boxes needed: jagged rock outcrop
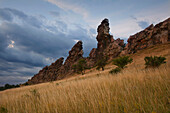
[27,17,170,85]
[86,18,124,67]
[28,41,83,84]
[28,57,64,84]
[57,41,83,79]
[121,18,170,55]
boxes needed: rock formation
[28,41,83,84]
[86,18,124,67]
[57,41,83,79]
[27,17,170,85]
[121,18,170,55]
[28,57,64,84]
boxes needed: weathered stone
[28,57,64,84]
[89,48,97,58]
[27,17,170,85]
[28,41,83,84]
[57,41,83,79]
[115,38,125,47]
[121,17,170,55]
[86,18,124,67]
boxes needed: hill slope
[0,43,170,113]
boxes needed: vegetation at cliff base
[144,56,166,68]
[109,56,133,74]
[109,67,121,74]
[112,56,133,69]
[96,56,108,71]
[72,59,87,75]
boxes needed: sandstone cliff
[86,18,124,67]
[27,17,170,84]
[28,57,64,84]
[121,18,170,55]
[28,41,83,84]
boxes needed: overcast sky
[0,0,169,86]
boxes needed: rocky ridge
[121,18,170,55]
[28,41,83,84]
[28,17,170,84]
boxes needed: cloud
[111,19,142,38]
[67,24,96,56]
[137,21,149,29]
[0,8,42,28]
[49,11,60,17]
[0,8,13,21]
[46,0,89,18]
[0,8,96,85]
[0,76,31,86]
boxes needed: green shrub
[96,56,108,71]
[144,56,166,68]
[112,56,133,69]
[72,64,77,73]
[72,59,87,75]
[0,106,8,113]
[109,67,121,74]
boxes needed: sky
[0,0,169,86]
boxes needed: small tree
[78,59,87,75]
[109,67,121,74]
[144,56,166,68]
[112,56,133,69]
[72,64,77,73]
[96,57,108,71]
[72,59,87,75]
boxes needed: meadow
[0,43,170,113]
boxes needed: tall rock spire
[86,18,124,67]
[96,18,112,50]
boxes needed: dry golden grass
[0,43,170,113]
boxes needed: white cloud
[111,19,141,38]
[74,39,79,43]
[45,57,55,64]
[46,0,89,18]
[110,2,170,39]
[8,40,15,48]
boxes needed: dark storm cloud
[137,21,150,29]
[0,58,40,86]
[68,25,96,56]
[0,75,31,86]
[0,8,97,85]
[0,22,73,57]
[0,8,13,21]
[0,8,42,28]
[0,59,40,77]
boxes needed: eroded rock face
[28,57,64,84]
[57,41,83,79]
[28,41,83,84]
[97,18,112,50]
[27,18,170,85]
[86,18,124,67]
[121,18,170,55]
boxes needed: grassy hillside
[0,43,170,113]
